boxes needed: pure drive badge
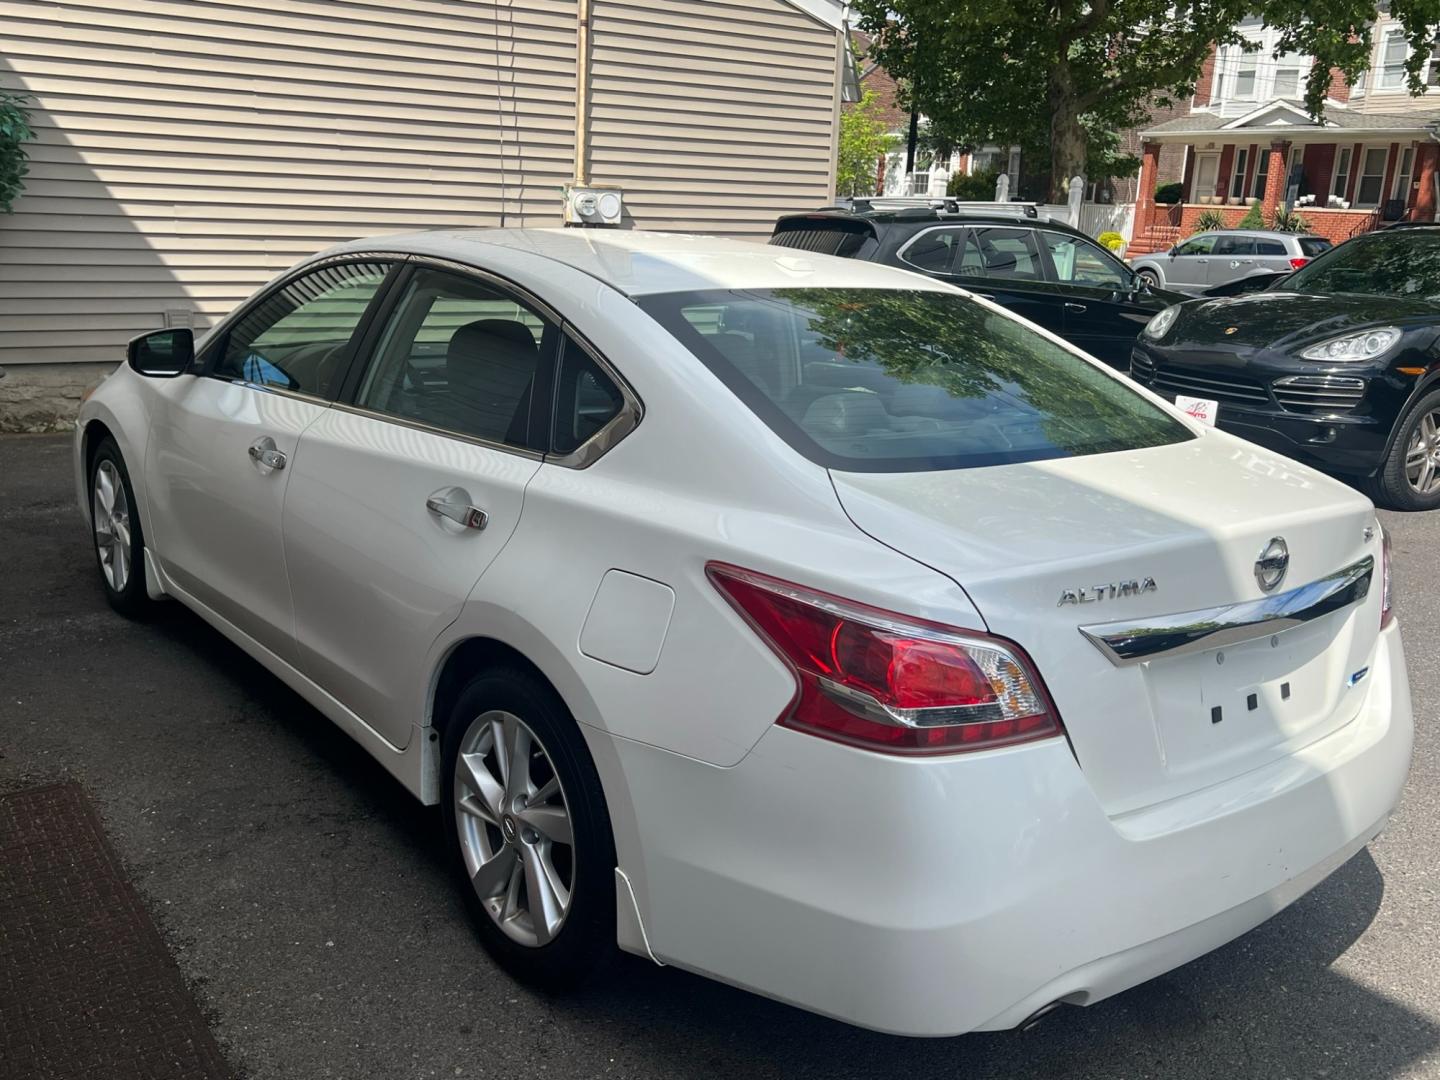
[1058,578,1158,606]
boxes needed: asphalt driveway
[2,431,1438,1080]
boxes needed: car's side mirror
[127,328,193,378]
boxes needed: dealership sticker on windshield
[1174,394,1219,427]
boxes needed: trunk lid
[832,430,1382,816]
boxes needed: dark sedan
[1131,227,1440,510]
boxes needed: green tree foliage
[0,88,32,214]
[1237,201,1265,229]
[836,89,896,198]
[1154,181,1183,204]
[852,1,1440,202]
[947,167,999,200]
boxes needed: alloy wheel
[1404,408,1440,496]
[453,709,574,947]
[92,459,132,592]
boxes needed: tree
[835,89,896,197]
[0,88,32,214]
[852,1,1440,203]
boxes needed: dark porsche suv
[771,209,1182,370]
[1131,226,1440,510]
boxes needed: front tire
[89,437,152,617]
[1135,267,1161,288]
[1368,387,1440,511]
[441,667,617,989]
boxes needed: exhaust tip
[1018,1000,1067,1032]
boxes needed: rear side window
[898,227,966,273]
[1298,237,1332,257]
[552,335,625,454]
[355,267,556,449]
[956,228,1043,281]
[1213,236,1255,256]
[639,288,1189,472]
[1255,240,1286,255]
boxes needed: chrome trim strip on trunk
[1079,555,1374,666]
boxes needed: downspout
[573,0,591,186]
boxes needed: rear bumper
[611,622,1412,1036]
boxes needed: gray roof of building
[1143,100,1440,137]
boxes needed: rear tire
[1366,387,1440,511]
[89,437,152,618]
[440,667,617,990]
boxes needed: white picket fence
[1037,201,1136,239]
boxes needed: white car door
[144,259,394,662]
[281,263,560,748]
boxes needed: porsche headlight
[1299,327,1401,362]
[1142,304,1181,340]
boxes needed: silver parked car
[1130,230,1331,294]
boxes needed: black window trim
[197,253,408,407]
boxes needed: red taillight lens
[707,563,1062,755]
[1289,257,1309,270]
[1380,526,1394,629]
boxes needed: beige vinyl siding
[0,0,578,366]
[0,0,842,372]
[587,0,839,237]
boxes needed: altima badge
[1058,578,1157,606]
[1224,326,1239,335]
[1255,537,1290,592]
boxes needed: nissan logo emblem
[1255,537,1290,592]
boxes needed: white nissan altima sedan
[75,228,1412,1036]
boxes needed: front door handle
[1064,302,1088,313]
[248,437,287,471]
[426,487,488,531]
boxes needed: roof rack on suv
[829,196,1040,219]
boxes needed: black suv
[1132,226,1440,510]
[770,208,1181,370]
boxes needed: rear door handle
[1064,302,1087,313]
[426,487,488,530]
[247,436,287,471]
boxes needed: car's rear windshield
[639,288,1191,473]
[1298,237,1332,257]
[1282,231,1440,298]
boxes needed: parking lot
[2,429,1439,1080]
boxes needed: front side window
[638,288,1189,472]
[217,262,390,397]
[1282,231,1440,298]
[955,228,1044,281]
[1175,235,1217,256]
[355,267,555,449]
[1039,231,1129,287]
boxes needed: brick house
[1129,16,1440,254]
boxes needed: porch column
[1261,138,1291,217]
[1417,143,1439,221]
[1135,139,1161,233]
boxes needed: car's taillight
[1380,526,1395,629]
[707,563,1063,755]
[1289,257,1309,270]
